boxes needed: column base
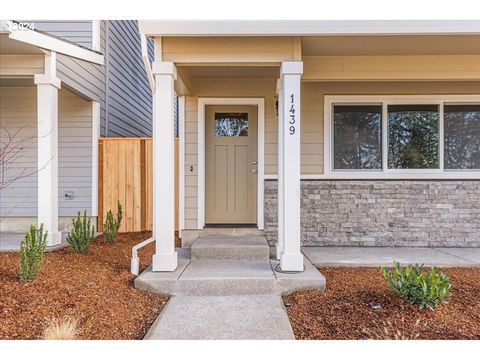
[275,244,283,260]
[46,231,62,247]
[280,252,304,272]
[152,252,178,272]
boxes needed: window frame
[324,95,480,179]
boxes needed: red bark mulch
[0,231,168,340]
[284,267,480,340]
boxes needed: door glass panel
[215,112,248,136]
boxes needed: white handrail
[130,237,155,275]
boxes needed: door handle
[253,161,257,165]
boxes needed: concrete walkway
[144,295,294,340]
[302,247,480,267]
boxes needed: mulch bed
[284,267,480,340]
[0,231,169,340]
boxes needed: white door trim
[197,97,265,230]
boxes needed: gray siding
[25,21,93,48]
[0,87,92,217]
[105,20,153,137]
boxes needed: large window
[387,105,439,169]
[333,105,382,170]
[326,96,480,178]
[444,104,480,170]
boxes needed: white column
[276,79,284,260]
[279,61,304,271]
[151,61,178,271]
[34,52,62,247]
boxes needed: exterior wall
[0,87,92,219]
[26,21,93,48]
[264,180,480,247]
[105,20,153,137]
[181,79,480,230]
[183,78,277,229]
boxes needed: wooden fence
[98,138,179,232]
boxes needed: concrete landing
[302,246,480,267]
[135,255,326,296]
[192,236,269,260]
[144,295,295,340]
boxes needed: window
[444,104,480,170]
[325,96,480,178]
[333,105,382,170]
[387,105,439,169]
[215,113,248,136]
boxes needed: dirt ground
[0,231,168,340]
[284,267,480,340]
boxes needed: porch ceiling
[301,35,480,56]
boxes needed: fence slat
[97,138,179,233]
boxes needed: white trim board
[178,96,186,237]
[323,94,480,180]
[197,97,265,230]
[91,101,100,216]
[3,20,104,65]
[139,20,480,37]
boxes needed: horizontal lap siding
[184,97,198,229]
[24,21,93,48]
[105,21,153,137]
[0,87,92,217]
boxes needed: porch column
[34,52,62,247]
[279,61,304,271]
[151,61,178,271]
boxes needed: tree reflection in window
[333,105,382,170]
[388,105,439,169]
[444,104,480,170]
[215,113,248,136]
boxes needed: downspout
[131,33,156,275]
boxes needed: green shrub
[381,261,451,310]
[103,201,123,244]
[66,210,95,253]
[19,224,48,281]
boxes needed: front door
[205,105,258,224]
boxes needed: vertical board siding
[0,87,92,217]
[98,138,178,232]
[105,21,153,137]
[23,20,93,48]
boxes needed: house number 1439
[289,94,296,135]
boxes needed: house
[137,21,480,272]
[0,20,154,247]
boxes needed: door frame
[197,97,265,230]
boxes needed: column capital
[152,61,177,80]
[34,74,61,89]
[280,61,303,76]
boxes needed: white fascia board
[5,21,104,65]
[139,20,480,37]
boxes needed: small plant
[381,261,451,310]
[42,316,78,340]
[18,224,48,281]
[103,201,123,244]
[362,318,424,340]
[66,210,95,253]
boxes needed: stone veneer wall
[264,180,480,247]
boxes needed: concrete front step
[135,255,326,296]
[192,236,269,261]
